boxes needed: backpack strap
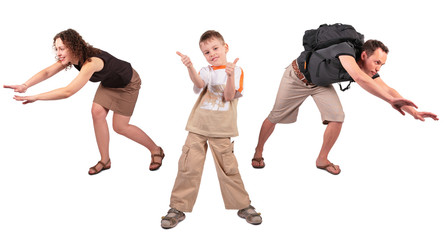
[338,81,352,91]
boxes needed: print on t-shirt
[200,84,229,111]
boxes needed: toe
[327,165,340,174]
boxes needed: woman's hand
[13,95,37,104]
[4,84,28,93]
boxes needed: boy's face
[199,37,228,66]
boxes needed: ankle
[100,158,110,163]
[316,158,330,165]
[150,146,162,154]
[254,148,263,158]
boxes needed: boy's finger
[176,51,184,57]
[233,58,239,65]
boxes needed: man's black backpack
[297,23,364,91]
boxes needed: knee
[91,104,107,122]
[112,121,128,135]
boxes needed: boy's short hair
[362,40,389,56]
[199,30,225,45]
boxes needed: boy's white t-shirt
[186,65,244,137]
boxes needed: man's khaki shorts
[267,64,345,125]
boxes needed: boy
[161,30,262,229]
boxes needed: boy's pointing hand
[176,51,193,68]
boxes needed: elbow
[353,75,370,87]
[224,95,234,102]
[351,73,365,85]
[196,82,205,89]
[62,88,75,99]
[223,91,236,102]
[41,69,52,79]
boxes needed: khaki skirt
[93,69,141,116]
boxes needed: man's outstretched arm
[373,77,439,121]
[339,55,418,115]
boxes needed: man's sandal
[161,208,185,229]
[150,147,165,171]
[238,205,262,225]
[252,157,265,169]
[317,163,341,175]
[88,159,111,175]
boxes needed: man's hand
[412,111,439,121]
[390,98,417,115]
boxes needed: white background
[1,0,445,239]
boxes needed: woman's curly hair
[53,29,101,68]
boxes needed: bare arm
[13,58,102,104]
[339,55,417,115]
[223,58,239,101]
[339,55,394,102]
[4,61,66,93]
[374,77,439,121]
[176,51,205,89]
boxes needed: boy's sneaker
[161,208,186,229]
[237,205,262,225]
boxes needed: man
[252,39,438,174]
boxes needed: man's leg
[252,118,276,168]
[252,63,311,168]
[311,82,344,175]
[316,121,342,174]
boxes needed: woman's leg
[112,112,162,167]
[89,103,111,174]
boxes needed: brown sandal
[252,157,265,169]
[317,162,341,175]
[150,147,165,171]
[88,159,111,175]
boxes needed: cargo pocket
[221,141,239,176]
[179,145,190,172]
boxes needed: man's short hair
[199,30,225,45]
[362,40,389,56]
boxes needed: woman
[4,29,165,174]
